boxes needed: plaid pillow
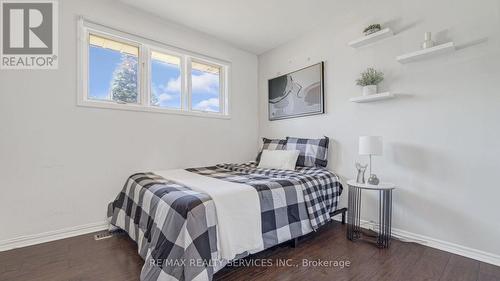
[285,137,329,167]
[256,138,287,163]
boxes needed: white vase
[362,85,377,96]
[422,32,435,49]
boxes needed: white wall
[0,0,258,243]
[258,0,500,259]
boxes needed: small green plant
[356,68,384,86]
[363,24,381,34]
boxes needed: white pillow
[257,150,300,170]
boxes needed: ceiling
[119,0,345,54]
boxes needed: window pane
[150,51,181,109]
[88,34,139,103]
[190,61,221,112]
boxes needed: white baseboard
[0,221,109,252]
[335,217,500,267]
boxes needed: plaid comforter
[108,162,343,281]
[108,173,218,281]
[187,162,343,246]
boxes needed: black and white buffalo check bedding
[108,162,343,281]
[108,173,218,281]
[255,137,287,163]
[286,136,329,167]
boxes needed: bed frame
[292,207,347,248]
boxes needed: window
[79,19,229,118]
[88,34,139,103]
[150,51,182,109]
[190,61,221,113]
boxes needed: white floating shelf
[348,28,394,48]
[397,42,455,63]
[350,92,395,103]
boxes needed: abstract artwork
[268,62,324,120]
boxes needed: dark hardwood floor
[1,222,498,281]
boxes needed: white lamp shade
[359,136,383,155]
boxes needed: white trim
[390,226,500,267]
[76,17,86,107]
[139,44,147,106]
[76,99,231,119]
[0,221,109,252]
[332,216,500,266]
[186,56,193,111]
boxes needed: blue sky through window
[191,68,220,112]
[151,60,181,108]
[89,42,221,112]
[89,45,138,102]
[89,46,122,100]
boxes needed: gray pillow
[285,137,329,167]
[256,138,287,163]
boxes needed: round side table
[346,179,396,248]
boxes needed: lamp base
[368,174,380,185]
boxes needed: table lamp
[359,136,383,185]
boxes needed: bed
[107,161,343,281]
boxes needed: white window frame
[77,18,230,119]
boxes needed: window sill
[76,99,231,119]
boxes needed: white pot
[362,85,377,96]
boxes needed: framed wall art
[268,62,324,120]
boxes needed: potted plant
[356,68,384,96]
[363,24,382,36]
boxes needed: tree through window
[88,34,139,103]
